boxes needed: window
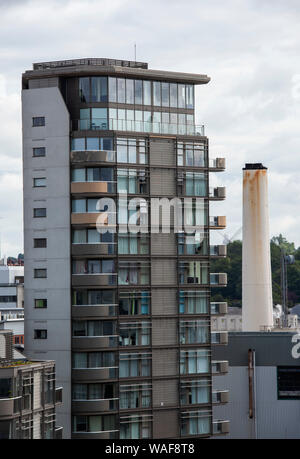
[179,261,209,285]
[72,229,114,252]
[180,380,211,405]
[118,234,149,255]
[118,262,150,286]
[32,117,45,127]
[34,329,47,339]
[134,80,143,105]
[33,208,46,218]
[116,138,148,165]
[161,82,169,107]
[119,353,151,378]
[153,81,161,106]
[79,108,108,130]
[120,415,152,439]
[119,291,150,316]
[184,172,207,197]
[177,141,206,168]
[34,269,47,278]
[71,137,114,152]
[72,290,116,315]
[277,367,300,399]
[117,169,147,194]
[72,383,116,405]
[178,233,208,256]
[79,77,90,102]
[34,238,47,248]
[179,291,209,314]
[117,78,126,103]
[72,320,116,337]
[126,79,134,104]
[33,178,46,187]
[181,410,211,436]
[180,349,210,375]
[72,415,116,434]
[143,81,151,105]
[179,320,210,344]
[120,384,151,410]
[33,147,45,157]
[119,322,151,346]
[34,299,47,309]
[0,296,17,303]
[0,378,12,398]
[72,259,115,274]
[72,351,117,369]
[91,77,108,102]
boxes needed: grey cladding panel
[153,410,179,438]
[150,168,176,195]
[28,78,59,89]
[151,233,176,256]
[152,349,178,377]
[150,138,175,166]
[153,379,179,407]
[152,318,178,346]
[152,288,177,315]
[151,260,177,285]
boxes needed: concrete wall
[22,86,71,437]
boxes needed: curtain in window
[88,321,102,336]
[129,236,138,254]
[89,353,102,368]
[197,353,209,373]
[186,173,194,196]
[142,390,150,407]
[194,173,206,196]
[130,421,139,439]
[140,267,149,285]
[89,384,102,400]
[118,268,128,285]
[188,353,196,374]
[73,384,87,400]
[73,230,86,244]
[129,171,137,193]
[118,235,128,254]
[195,296,208,314]
[197,386,210,404]
[141,292,149,314]
[72,199,86,213]
[87,229,99,243]
[197,416,210,434]
[72,168,85,182]
[119,360,128,378]
[73,353,87,368]
[89,416,102,433]
[118,174,128,193]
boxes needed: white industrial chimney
[242,163,273,332]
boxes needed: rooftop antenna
[134,43,137,62]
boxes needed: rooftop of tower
[22,57,210,86]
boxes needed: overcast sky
[1,0,300,256]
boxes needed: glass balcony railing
[72,118,205,136]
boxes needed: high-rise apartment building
[22,58,229,439]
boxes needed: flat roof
[23,57,210,86]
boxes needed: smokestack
[242,163,273,332]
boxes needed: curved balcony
[212,390,229,404]
[213,420,230,435]
[72,367,118,382]
[209,216,226,229]
[0,396,21,418]
[210,302,228,315]
[210,273,227,287]
[72,243,115,257]
[209,158,226,171]
[71,181,116,195]
[211,360,228,375]
[211,331,228,345]
[72,430,119,439]
[209,187,226,200]
[71,150,115,165]
[210,245,227,257]
[71,273,117,287]
[72,335,118,350]
[72,304,118,318]
[72,398,118,413]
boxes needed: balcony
[210,245,227,257]
[55,387,63,405]
[210,273,227,287]
[71,181,116,195]
[71,243,116,257]
[72,367,118,381]
[209,216,226,229]
[71,273,117,287]
[213,420,230,435]
[210,302,228,315]
[0,396,21,418]
[72,398,118,413]
[72,430,119,439]
[212,390,229,404]
[72,304,118,318]
[72,118,205,137]
[209,158,226,171]
[211,331,228,345]
[70,150,116,165]
[211,360,228,375]
[72,335,119,350]
[209,187,226,200]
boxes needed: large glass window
[72,320,116,337]
[153,81,161,106]
[118,234,149,255]
[179,320,210,344]
[120,384,151,409]
[116,138,147,164]
[117,78,126,103]
[72,351,116,369]
[118,262,150,286]
[109,77,117,102]
[119,353,151,378]
[120,415,152,439]
[79,77,90,102]
[0,378,12,398]
[91,77,107,102]
[186,85,194,109]
[126,79,134,104]
[135,80,143,105]
[179,291,209,314]
[143,81,151,105]
[72,289,115,306]
[72,259,115,274]
[178,233,208,256]
[178,84,186,108]
[161,82,169,107]
[185,172,207,196]
[181,410,211,436]
[170,83,178,108]
[119,322,151,346]
[277,367,300,399]
[180,349,210,374]
[177,141,206,167]
[180,380,211,405]
[72,383,116,402]
[119,291,150,316]
[72,415,116,433]
[179,261,209,285]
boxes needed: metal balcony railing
[72,118,205,136]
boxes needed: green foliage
[211,235,300,308]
